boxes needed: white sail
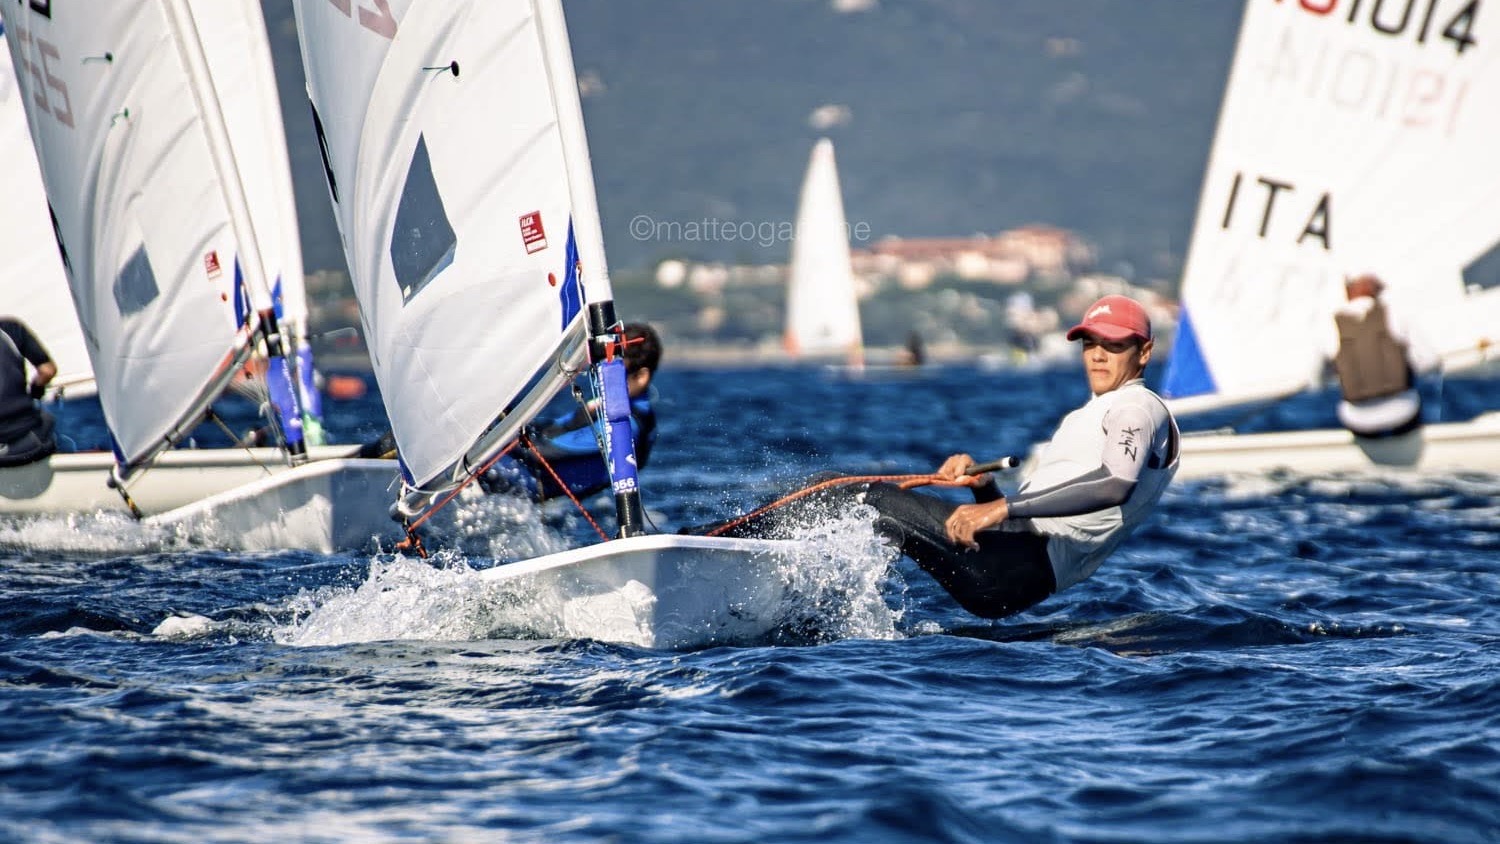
[2,1,298,474]
[0,18,91,397]
[210,0,311,337]
[251,0,327,446]
[1165,0,1500,407]
[785,138,863,365]
[186,0,304,336]
[293,0,610,494]
[193,0,324,444]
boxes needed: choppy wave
[2,365,1499,842]
[273,505,903,649]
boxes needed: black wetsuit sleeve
[1006,402,1156,519]
[19,330,51,368]
[3,322,52,368]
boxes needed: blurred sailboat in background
[0,1,396,551]
[784,138,865,370]
[1161,0,1500,478]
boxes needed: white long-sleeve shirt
[1007,379,1179,590]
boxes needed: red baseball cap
[1065,295,1151,343]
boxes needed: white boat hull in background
[0,444,367,515]
[476,534,796,649]
[149,457,401,553]
[0,446,402,552]
[1172,412,1500,480]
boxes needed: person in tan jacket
[1327,273,1436,438]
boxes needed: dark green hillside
[262,1,1242,280]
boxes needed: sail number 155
[323,0,398,40]
[9,26,74,128]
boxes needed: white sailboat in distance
[784,138,865,369]
[0,20,91,400]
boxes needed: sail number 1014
[1277,0,1482,55]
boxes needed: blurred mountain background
[263,0,1240,276]
[259,0,1245,356]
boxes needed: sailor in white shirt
[693,294,1179,620]
[861,294,1180,618]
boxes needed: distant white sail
[293,0,612,494]
[0,18,91,397]
[785,138,863,365]
[1165,0,1500,406]
[3,1,298,474]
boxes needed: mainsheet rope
[394,332,999,551]
[394,432,614,558]
[526,437,610,541]
[395,438,522,558]
[400,331,651,551]
[701,473,977,538]
[395,461,973,553]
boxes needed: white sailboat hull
[148,456,400,553]
[0,444,363,515]
[0,446,402,552]
[1172,412,1500,480]
[476,534,796,650]
[1162,0,1500,470]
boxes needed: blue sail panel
[596,358,639,495]
[1162,307,1217,399]
[271,275,326,444]
[266,355,305,448]
[559,221,583,331]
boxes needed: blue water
[3,364,1499,843]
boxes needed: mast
[159,0,308,462]
[535,0,645,537]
